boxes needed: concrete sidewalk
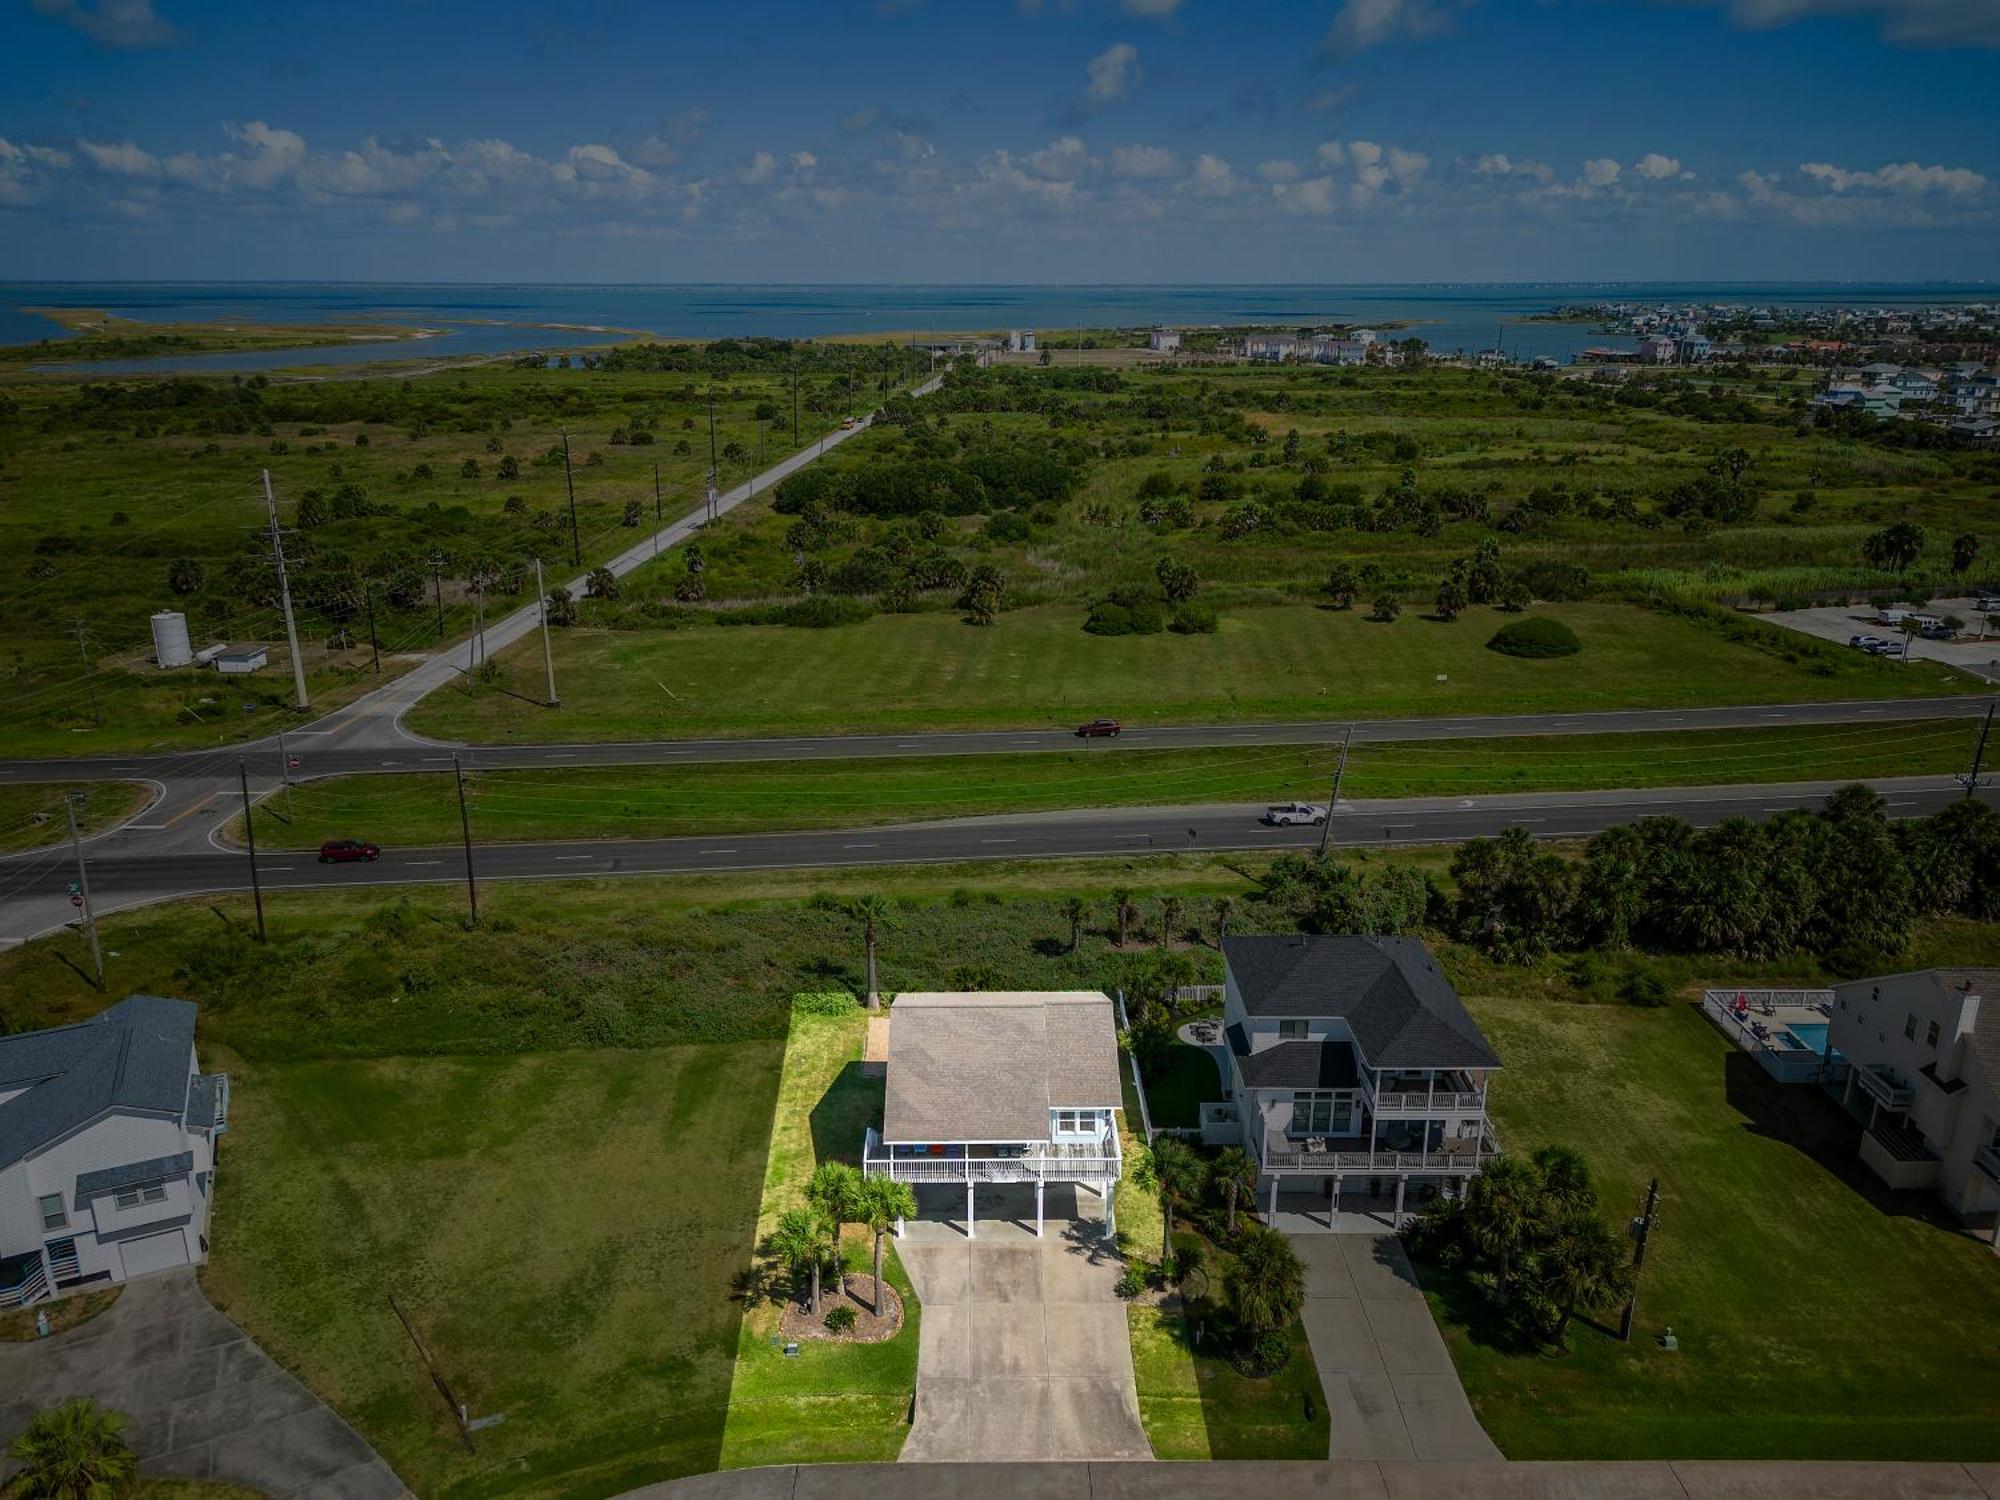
[0,1270,407,1500]
[1291,1231,1500,1462]
[632,1459,2000,1500]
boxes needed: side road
[0,1270,407,1500]
[631,1460,2000,1500]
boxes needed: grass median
[236,717,1978,850]
[0,780,154,852]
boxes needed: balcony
[862,1129,1120,1185]
[1856,1064,1914,1112]
[1261,1131,1498,1176]
[1374,1088,1485,1116]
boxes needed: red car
[1075,718,1123,738]
[318,839,381,864]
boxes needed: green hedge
[1488,617,1582,658]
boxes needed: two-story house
[862,991,1123,1239]
[1212,935,1501,1226]
[1829,968,2000,1245]
[1,995,228,1309]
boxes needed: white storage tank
[151,610,193,669]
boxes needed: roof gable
[0,996,197,1170]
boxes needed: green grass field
[407,600,1976,744]
[236,717,1978,852]
[0,779,152,851]
[1439,991,2000,1461]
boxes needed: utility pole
[535,557,559,708]
[453,753,478,928]
[1961,699,1995,797]
[363,582,381,675]
[471,577,486,669]
[1618,1177,1660,1343]
[1317,725,1353,859]
[275,725,295,822]
[262,469,310,712]
[72,619,100,724]
[561,428,581,566]
[64,794,104,988]
[428,550,446,638]
[792,359,800,443]
[238,759,266,943]
[652,461,663,558]
[706,396,720,523]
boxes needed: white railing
[0,1258,49,1310]
[864,1154,1122,1184]
[1375,1090,1485,1115]
[1702,988,1835,1017]
[1261,1138,1498,1174]
[1856,1065,1914,1111]
[1974,1144,2000,1185]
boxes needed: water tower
[151,610,193,669]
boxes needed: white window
[114,1179,168,1211]
[38,1194,66,1232]
[1279,1020,1309,1041]
[1291,1092,1355,1135]
[1053,1110,1097,1136]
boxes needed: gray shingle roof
[1226,1023,1361,1089]
[883,992,1122,1144]
[1222,935,1500,1071]
[74,1151,194,1205]
[0,996,197,1170]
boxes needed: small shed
[213,645,269,675]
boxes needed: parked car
[1849,634,1888,650]
[1075,718,1123,738]
[318,839,381,864]
[1263,802,1328,826]
[1873,641,1907,658]
[1921,623,1958,640]
[1974,595,2000,613]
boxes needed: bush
[824,1305,858,1334]
[1488,617,1581,658]
[717,596,875,629]
[1170,601,1219,635]
[1229,1329,1293,1378]
[1619,970,1669,1008]
[1126,600,1166,635]
[1114,1263,1148,1299]
[1084,602,1134,636]
[792,992,860,1016]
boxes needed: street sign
[70,893,84,909]
[67,881,80,896]
[287,754,302,770]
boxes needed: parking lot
[1761,598,2000,681]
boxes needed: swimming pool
[1783,1022,1830,1053]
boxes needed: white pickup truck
[1263,802,1328,826]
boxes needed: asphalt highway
[14,774,1987,945]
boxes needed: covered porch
[895,1179,1117,1244]
[863,1127,1120,1240]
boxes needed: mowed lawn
[1437,994,2000,1461]
[407,601,1974,744]
[241,716,1976,852]
[0,780,152,851]
[202,1043,786,1500]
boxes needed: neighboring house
[1676,332,1713,363]
[862,991,1123,1238]
[1208,935,1501,1224]
[1829,968,2000,1245]
[1148,327,1181,353]
[1310,335,1368,366]
[1949,417,2000,446]
[1636,334,1678,365]
[1243,333,1298,362]
[0,996,228,1309]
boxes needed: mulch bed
[778,1272,905,1344]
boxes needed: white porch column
[1104,1179,1117,1236]
[1267,1172,1279,1218]
[1394,1175,1407,1227]
[966,1176,976,1240]
[1035,1176,1045,1238]
[1330,1175,1341,1231]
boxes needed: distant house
[1206,935,1501,1226]
[862,992,1124,1238]
[1637,335,1678,365]
[1828,969,2000,1246]
[1676,332,1713,363]
[1,996,228,1309]
[1950,417,2000,446]
[1148,327,1181,353]
[1243,333,1298,362]
[1310,335,1367,366]
[1004,330,1036,353]
[213,645,268,675]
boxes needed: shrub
[824,1305,858,1334]
[1126,601,1166,635]
[1114,1263,1148,1299]
[1620,970,1669,1008]
[1084,602,1134,636]
[1488,617,1581,658]
[1229,1329,1293,1378]
[1170,601,1219,634]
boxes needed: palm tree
[1112,886,1136,948]
[770,1208,836,1315]
[1158,895,1184,950]
[1062,895,1088,953]
[1541,1208,1633,1350]
[1146,1136,1207,1243]
[1226,1224,1306,1336]
[5,1398,137,1500]
[1212,1146,1257,1234]
[806,1160,864,1247]
[846,894,891,1008]
[1210,895,1236,949]
[858,1174,918,1314]
[1462,1154,1537,1287]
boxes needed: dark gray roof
[1226,1023,1361,1089]
[74,1151,194,1205]
[186,1073,225,1129]
[0,996,197,1170]
[1222,935,1500,1071]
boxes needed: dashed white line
[980,838,1020,844]
[556,854,593,861]
[699,848,740,855]
[423,756,453,762]
[407,859,443,866]
[844,842,879,849]
[265,865,293,871]
[548,753,576,759]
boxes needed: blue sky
[1,0,1996,282]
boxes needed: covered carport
[902,1178,1113,1243]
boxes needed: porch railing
[863,1154,1123,1184]
[1374,1089,1485,1114]
[1856,1064,1914,1112]
[1261,1138,1499,1174]
[1975,1144,2000,1185]
[0,1258,49,1310]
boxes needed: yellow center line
[160,791,219,829]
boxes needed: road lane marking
[980,837,1020,844]
[423,756,453,762]
[699,848,740,854]
[556,854,594,861]
[125,823,168,831]
[408,859,443,865]
[265,865,293,871]
[843,842,879,849]
[548,753,576,758]
[161,792,218,829]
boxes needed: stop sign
[70,893,84,908]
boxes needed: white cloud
[1273,176,1340,215]
[741,151,778,186]
[1110,143,1180,179]
[29,0,174,49]
[1635,152,1685,180]
[1081,42,1141,111]
[1473,152,1554,182]
[1183,152,1244,198]
[1800,158,1987,194]
[1323,0,1469,55]
[1257,159,1301,182]
[1582,156,1622,187]
[1707,0,2000,49]
[1315,140,1348,167]
[77,138,159,177]
[1739,157,1993,227]
[1029,135,1094,179]
[1120,0,1184,15]
[1302,85,1358,114]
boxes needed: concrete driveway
[896,1189,1148,1462]
[0,1270,406,1500]
[1291,1231,1500,1462]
